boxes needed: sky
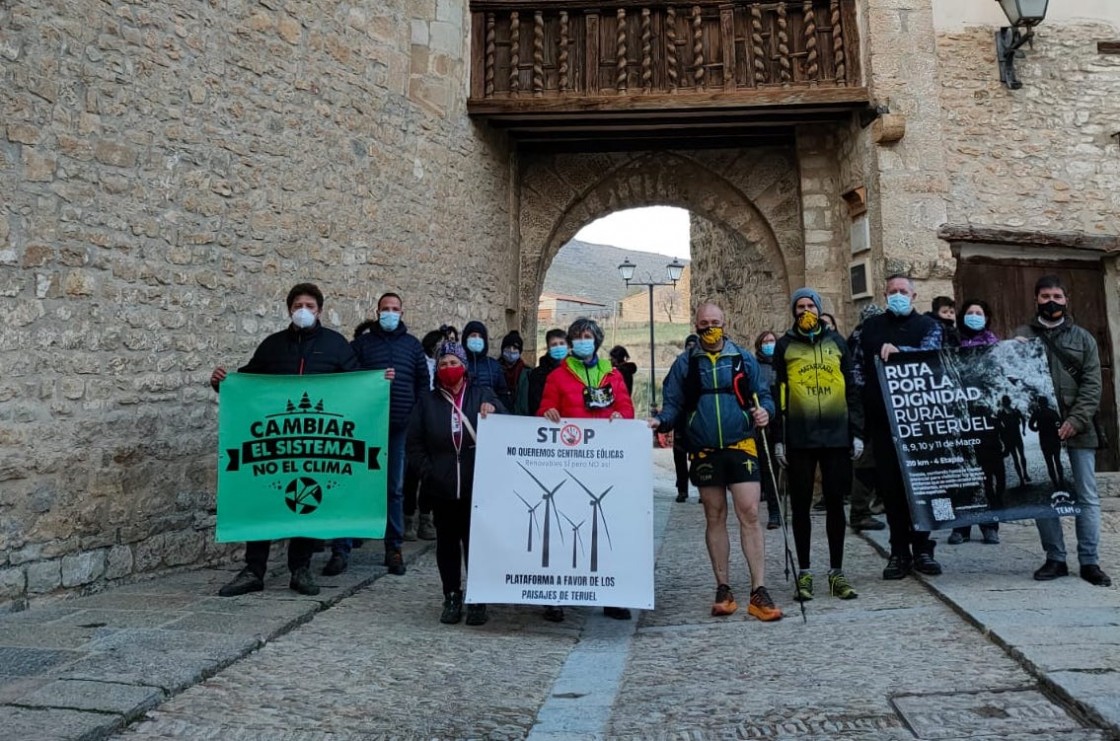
[573,206,691,259]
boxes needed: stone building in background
[2,0,1118,607]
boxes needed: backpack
[682,350,756,415]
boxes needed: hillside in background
[542,239,690,308]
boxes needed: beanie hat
[436,341,468,366]
[500,330,524,352]
[859,303,885,323]
[790,287,823,316]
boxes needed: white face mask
[291,307,317,329]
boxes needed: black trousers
[787,447,850,570]
[673,443,689,493]
[244,538,314,578]
[756,431,781,515]
[870,421,930,557]
[432,497,472,595]
[403,465,432,517]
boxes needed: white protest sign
[466,415,654,609]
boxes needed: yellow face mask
[699,326,724,345]
[797,311,820,333]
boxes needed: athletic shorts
[688,448,760,487]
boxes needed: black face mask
[1037,300,1065,322]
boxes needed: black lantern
[995,0,1050,89]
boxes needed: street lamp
[618,257,685,414]
[994,0,1049,89]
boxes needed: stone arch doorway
[518,147,805,351]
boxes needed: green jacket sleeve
[1066,328,1102,435]
[514,371,531,416]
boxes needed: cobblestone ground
[119,451,1115,740]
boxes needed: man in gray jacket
[1015,275,1111,587]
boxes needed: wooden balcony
[468,1,870,148]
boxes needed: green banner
[216,371,389,543]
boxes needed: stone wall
[859,0,955,302]
[688,214,789,342]
[935,21,1120,234]
[0,0,512,609]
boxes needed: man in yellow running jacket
[773,287,864,602]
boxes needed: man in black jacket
[347,292,430,576]
[851,275,943,580]
[210,283,359,597]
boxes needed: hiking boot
[912,542,942,576]
[385,549,406,576]
[1034,559,1069,581]
[675,490,688,503]
[766,509,781,530]
[603,606,632,620]
[465,603,489,626]
[747,586,782,622]
[322,553,348,576]
[1080,564,1111,587]
[795,572,814,602]
[882,554,912,580]
[417,513,437,540]
[403,515,418,542]
[289,567,321,596]
[218,567,264,597]
[711,584,738,616]
[441,591,463,624]
[543,605,565,623]
[828,570,858,600]
[850,517,885,532]
[981,527,1000,545]
[947,531,966,545]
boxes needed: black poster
[876,340,1082,531]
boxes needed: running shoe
[794,572,814,601]
[747,586,783,622]
[828,571,858,600]
[711,583,737,616]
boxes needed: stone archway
[517,147,804,346]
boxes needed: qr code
[931,498,955,522]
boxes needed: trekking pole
[753,393,807,624]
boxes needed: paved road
[117,452,1115,740]
[2,450,1116,739]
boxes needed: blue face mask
[378,311,401,332]
[548,345,569,361]
[466,337,485,354]
[572,339,596,359]
[886,293,912,315]
[963,314,986,331]
[760,342,776,357]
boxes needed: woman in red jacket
[537,317,635,621]
[538,318,635,423]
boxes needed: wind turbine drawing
[565,471,613,572]
[517,463,566,568]
[561,513,586,569]
[514,491,542,553]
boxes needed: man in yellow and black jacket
[773,287,864,602]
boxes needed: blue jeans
[331,427,407,556]
[1036,447,1100,566]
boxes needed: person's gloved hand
[774,442,788,468]
[851,437,865,461]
